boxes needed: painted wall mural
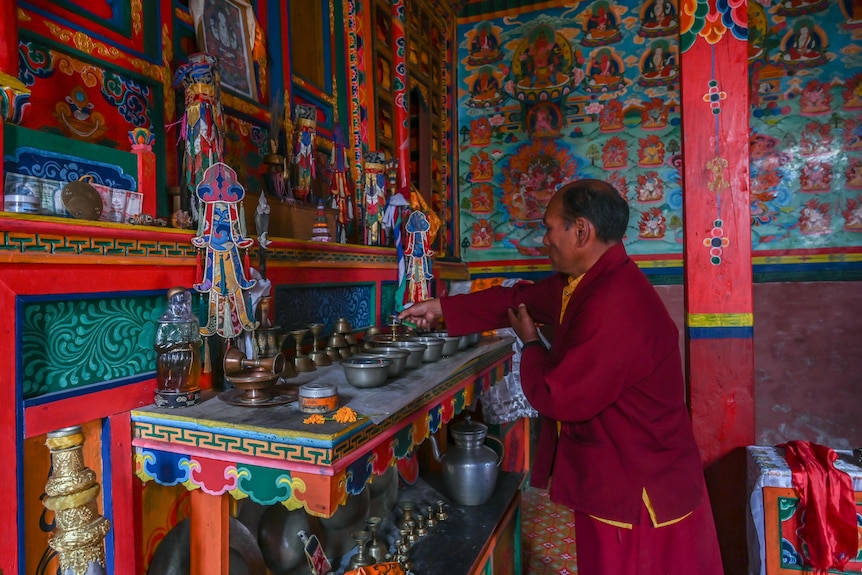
[456,0,862,264]
[457,3,683,262]
[748,0,862,250]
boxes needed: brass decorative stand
[307,323,331,366]
[290,329,316,372]
[42,426,111,575]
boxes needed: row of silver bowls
[340,331,481,388]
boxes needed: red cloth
[781,441,858,573]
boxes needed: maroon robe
[442,243,723,573]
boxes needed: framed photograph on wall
[190,0,258,100]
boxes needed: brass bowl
[327,333,349,348]
[224,369,281,402]
[333,317,352,334]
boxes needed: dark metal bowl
[361,348,409,377]
[341,356,392,388]
[407,336,445,363]
[369,340,427,369]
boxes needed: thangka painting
[457,3,683,261]
[456,0,862,264]
[748,0,862,251]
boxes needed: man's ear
[575,218,589,243]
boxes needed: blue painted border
[130,412,371,449]
[686,326,754,339]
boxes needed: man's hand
[507,303,539,343]
[398,298,443,332]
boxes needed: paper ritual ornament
[192,162,258,339]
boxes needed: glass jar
[154,287,201,407]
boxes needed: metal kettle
[429,417,503,506]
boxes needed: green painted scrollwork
[21,295,163,399]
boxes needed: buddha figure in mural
[778,19,827,68]
[588,48,622,86]
[639,0,678,35]
[582,1,621,45]
[468,22,502,65]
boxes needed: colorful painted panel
[273,283,374,335]
[19,293,164,399]
[457,3,683,263]
[18,38,158,146]
[771,495,862,573]
[380,280,399,326]
[748,0,862,251]
[4,124,138,191]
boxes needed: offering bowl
[341,356,392,388]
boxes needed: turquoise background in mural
[748,0,862,251]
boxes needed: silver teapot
[429,418,503,506]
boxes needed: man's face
[542,193,580,275]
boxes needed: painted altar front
[132,337,514,572]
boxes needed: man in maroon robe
[400,179,724,574]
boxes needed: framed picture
[191,0,258,100]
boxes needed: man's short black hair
[557,178,629,243]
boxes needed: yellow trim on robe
[588,485,692,529]
[560,274,584,323]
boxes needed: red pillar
[0,3,27,573]
[0,0,20,216]
[391,0,409,197]
[108,413,144,574]
[679,8,755,575]
[190,490,230,575]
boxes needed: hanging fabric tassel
[219,255,227,294]
[244,249,251,278]
[203,336,212,374]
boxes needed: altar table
[131,337,515,575]
[746,445,862,575]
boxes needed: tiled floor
[521,485,578,575]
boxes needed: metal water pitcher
[429,418,503,506]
